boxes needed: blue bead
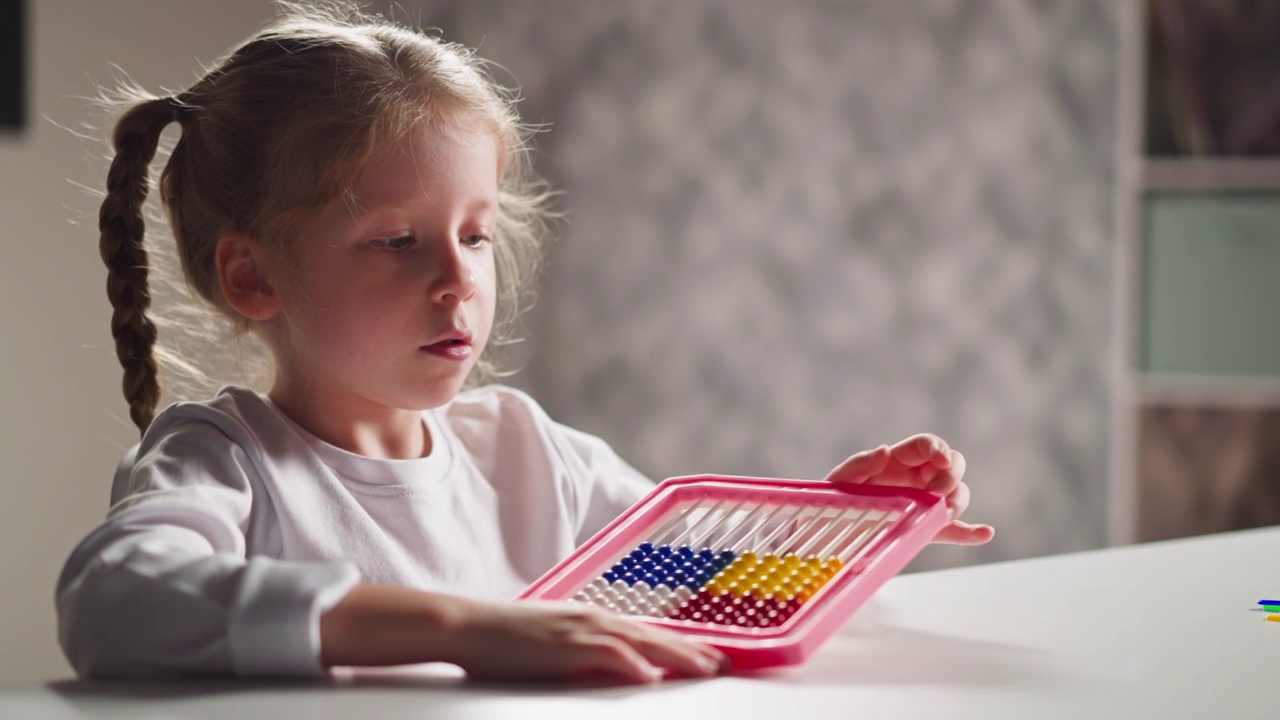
[603,571,618,583]
[638,542,655,554]
[698,548,716,560]
[621,572,638,584]
[657,545,673,557]
[642,572,659,584]
[677,546,695,558]
[663,575,677,587]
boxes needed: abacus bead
[639,542,655,554]
[677,546,695,559]
[634,580,652,593]
[602,571,618,584]
[657,545,673,557]
[621,572,638,585]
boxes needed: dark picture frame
[1,0,26,130]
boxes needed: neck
[268,379,433,460]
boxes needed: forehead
[346,121,501,212]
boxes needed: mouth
[421,329,474,360]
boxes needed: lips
[421,328,474,361]
[422,328,473,348]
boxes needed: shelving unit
[1111,1,1280,546]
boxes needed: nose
[429,247,477,305]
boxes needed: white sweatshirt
[55,385,656,679]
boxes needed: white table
[4,527,1277,719]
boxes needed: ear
[215,230,281,322]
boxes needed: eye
[373,235,415,252]
[462,234,491,249]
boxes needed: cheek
[474,256,498,330]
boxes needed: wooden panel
[1138,405,1280,542]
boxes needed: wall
[0,0,1122,687]
[407,1,1121,568]
[0,0,281,687]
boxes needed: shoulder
[140,386,273,454]
[112,387,279,505]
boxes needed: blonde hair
[97,1,553,433]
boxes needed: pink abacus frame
[519,474,949,669]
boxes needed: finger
[862,459,939,489]
[933,520,995,545]
[888,434,951,469]
[925,450,965,496]
[582,636,664,684]
[945,481,971,521]
[618,625,724,677]
[823,445,891,484]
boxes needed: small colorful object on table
[519,474,948,669]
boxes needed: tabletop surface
[4,526,1277,719]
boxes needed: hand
[823,434,994,545]
[446,600,728,684]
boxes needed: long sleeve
[544,417,658,546]
[55,413,360,679]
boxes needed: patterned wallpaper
[396,0,1121,569]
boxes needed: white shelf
[1137,372,1280,408]
[1142,158,1280,191]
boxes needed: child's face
[269,121,500,411]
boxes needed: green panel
[1142,192,1280,376]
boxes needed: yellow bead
[740,551,758,566]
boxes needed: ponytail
[97,97,181,434]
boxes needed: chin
[404,377,472,410]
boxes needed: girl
[58,1,993,685]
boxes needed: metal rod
[751,505,809,553]
[727,502,789,552]
[777,507,829,554]
[838,511,899,565]
[814,508,871,558]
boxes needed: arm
[56,417,359,678]
[318,583,726,682]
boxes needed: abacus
[519,474,948,669]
